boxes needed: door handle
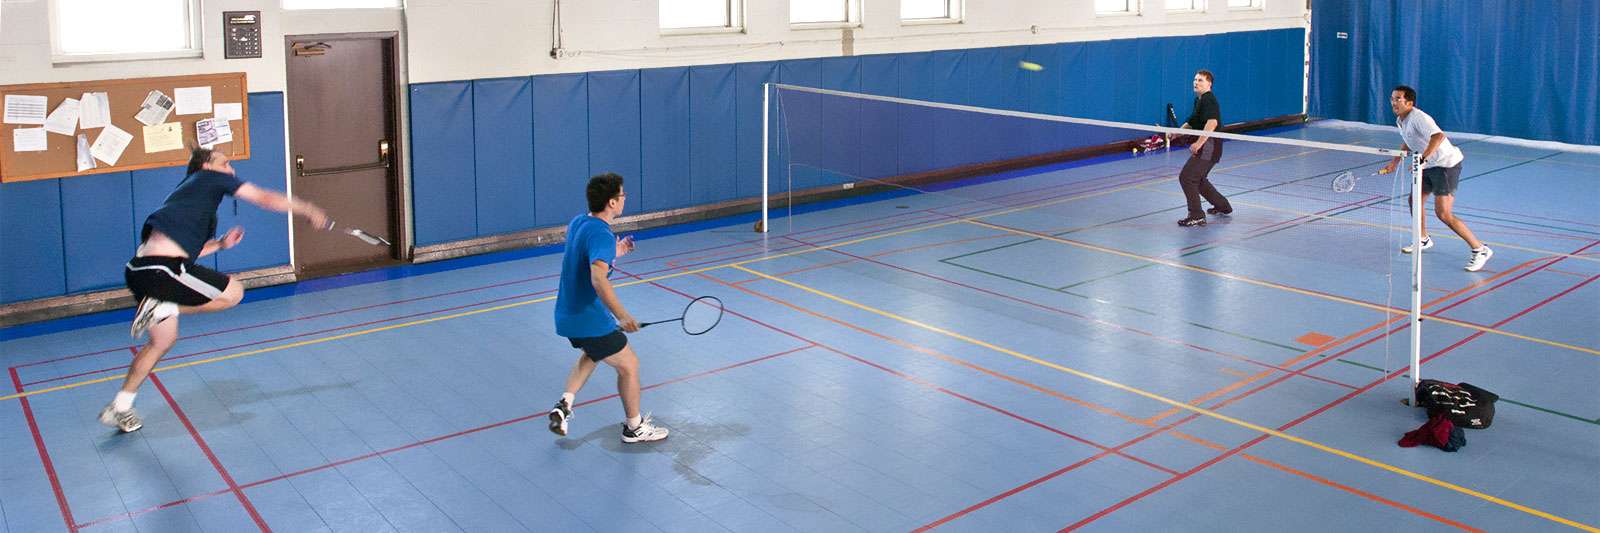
[296,140,390,177]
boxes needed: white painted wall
[0,1,403,92]
[405,0,1309,83]
[2,1,1306,88]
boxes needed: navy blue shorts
[1421,163,1462,196]
[568,330,628,361]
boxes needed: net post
[1409,153,1424,387]
[759,82,771,233]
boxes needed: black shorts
[1421,163,1462,196]
[124,256,231,307]
[568,330,628,362]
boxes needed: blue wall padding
[1,179,66,304]
[473,77,537,236]
[1310,0,1597,145]
[532,74,590,228]
[409,81,478,245]
[734,62,778,200]
[219,91,292,273]
[640,67,691,213]
[586,70,643,216]
[60,172,134,293]
[689,65,738,206]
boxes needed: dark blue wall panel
[220,91,291,273]
[689,65,738,205]
[0,179,66,304]
[819,57,863,186]
[473,77,537,235]
[532,73,590,228]
[640,67,691,212]
[587,70,643,216]
[858,55,900,181]
[734,62,778,200]
[409,81,477,245]
[60,172,134,293]
[779,59,823,191]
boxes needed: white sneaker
[548,398,572,436]
[1464,246,1493,272]
[620,413,669,443]
[129,297,179,338]
[1401,236,1433,254]
[98,403,143,433]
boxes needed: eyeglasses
[1390,97,1407,102]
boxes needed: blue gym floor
[2,122,1596,532]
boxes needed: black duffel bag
[1415,379,1498,429]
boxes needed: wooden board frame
[0,73,249,183]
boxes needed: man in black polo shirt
[1174,69,1232,227]
[100,147,330,433]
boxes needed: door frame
[283,30,410,267]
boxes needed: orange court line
[1145,369,1273,424]
[1218,368,1249,378]
[702,271,1156,428]
[1166,430,1485,531]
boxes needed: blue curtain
[1311,0,1599,145]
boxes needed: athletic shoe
[548,398,572,436]
[129,297,178,338]
[621,414,669,443]
[98,403,143,433]
[1177,217,1207,227]
[1401,236,1433,254]
[1464,246,1493,272]
[1206,206,1232,215]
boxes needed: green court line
[1338,358,1599,426]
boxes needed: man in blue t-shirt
[99,147,329,433]
[548,173,669,443]
[1174,69,1232,227]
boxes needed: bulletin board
[0,73,249,183]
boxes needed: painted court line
[731,264,1597,532]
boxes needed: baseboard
[0,266,296,328]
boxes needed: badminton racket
[328,221,391,246]
[639,296,724,335]
[1331,171,1380,193]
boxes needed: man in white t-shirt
[1379,85,1492,272]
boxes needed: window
[1228,0,1264,9]
[51,0,201,61]
[661,0,742,30]
[282,0,401,9]
[792,0,856,25]
[1095,0,1139,15]
[1166,0,1200,11]
[902,0,959,21]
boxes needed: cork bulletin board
[0,72,249,183]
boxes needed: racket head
[679,296,724,335]
[1331,171,1356,193]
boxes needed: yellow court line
[1133,184,1600,264]
[964,218,1599,356]
[1,176,1170,403]
[731,264,1598,533]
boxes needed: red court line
[1061,268,1598,530]
[148,374,268,531]
[1427,240,1600,315]
[73,488,235,530]
[779,235,1359,391]
[1156,193,1385,258]
[11,366,78,532]
[80,344,814,525]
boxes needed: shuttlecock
[1018,61,1043,71]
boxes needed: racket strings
[680,297,724,335]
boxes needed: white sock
[625,415,642,430]
[113,391,136,411]
[561,392,575,406]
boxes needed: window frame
[790,0,861,29]
[901,0,964,25]
[49,0,204,64]
[1228,0,1265,10]
[281,0,404,10]
[1165,0,1203,13]
[660,0,746,35]
[1094,0,1142,18]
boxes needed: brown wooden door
[285,33,403,277]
